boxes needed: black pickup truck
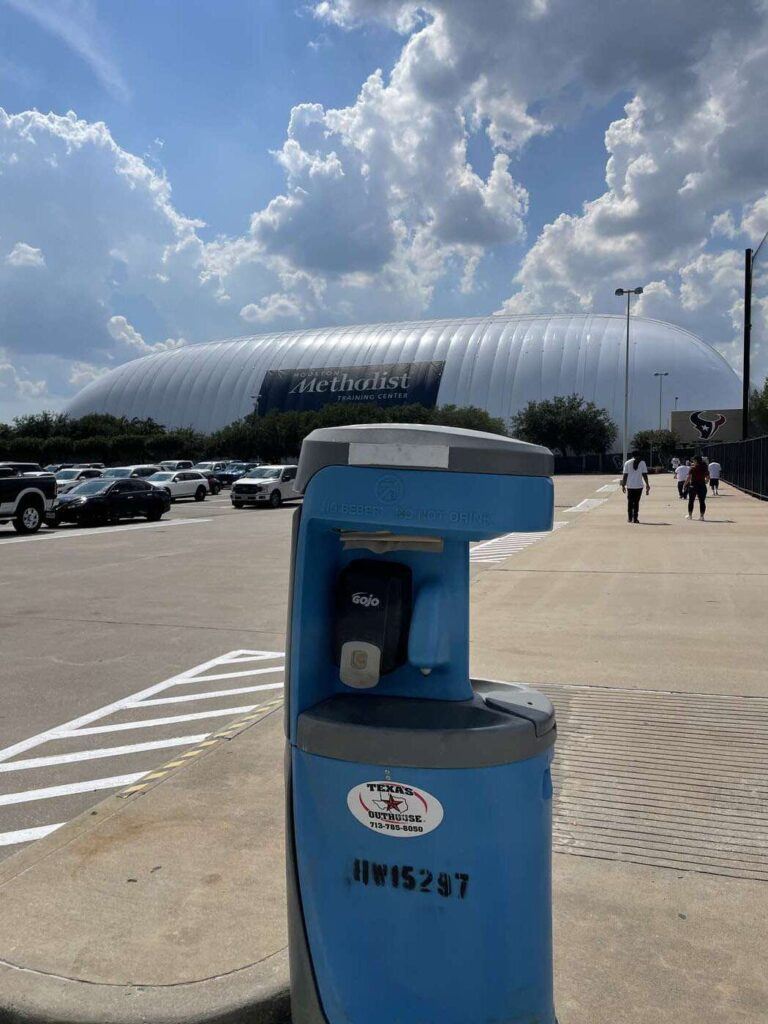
[0,462,57,534]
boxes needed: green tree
[510,395,617,455]
[630,429,681,466]
[11,411,70,439]
[749,378,768,435]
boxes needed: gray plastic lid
[296,681,556,769]
[295,423,553,493]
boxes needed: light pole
[654,371,669,429]
[615,286,644,465]
[674,395,679,411]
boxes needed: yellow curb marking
[118,698,284,798]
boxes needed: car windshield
[148,472,173,481]
[225,462,245,471]
[193,463,214,470]
[102,468,131,478]
[243,467,281,478]
[56,469,80,480]
[68,479,112,495]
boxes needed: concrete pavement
[471,476,768,694]
[0,474,765,1023]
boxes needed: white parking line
[185,666,284,683]
[0,518,212,545]
[563,498,607,513]
[470,522,568,565]
[0,649,285,853]
[134,682,284,706]
[55,705,260,737]
[0,773,146,808]
[0,649,268,764]
[596,483,620,493]
[0,735,211,773]
[0,823,65,847]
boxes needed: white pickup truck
[0,462,57,533]
[230,465,300,509]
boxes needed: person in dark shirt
[685,455,710,520]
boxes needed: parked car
[51,477,171,526]
[0,462,57,533]
[102,464,162,479]
[216,461,260,486]
[193,470,222,495]
[55,467,103,494]
[159,460,194,471]
[231,465,299,509]
[147,470,209,502]
[44,463,74,473]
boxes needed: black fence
[701,434,768,500]
[553,453,625,474]
[554,451,670,474]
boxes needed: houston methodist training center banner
[256,361,445,415]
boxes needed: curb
[0,949,290,1024]
[0,702,292,1024]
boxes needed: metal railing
[701,434,768,500]
[553,453,625,474]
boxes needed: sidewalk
[0,477,765,1023]
[471,477,768,694]
[0,703,290,1024]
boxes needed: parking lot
[0,475,613,859]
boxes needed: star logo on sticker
[373,793,409,813]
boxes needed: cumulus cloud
[5,242,46,268]
[0,348,47,399]
[67,360,110,389]
[499,10,768,375]
[106,315,186,354]
[3,0,768,418]
[240,293,306,325]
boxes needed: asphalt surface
[0,476,610,861]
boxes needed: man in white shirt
[621,453,650,523]
[708,460,721,494]
[675,460,690,499]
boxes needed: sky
[1,0,768,420]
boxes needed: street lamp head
[615,288,625,296]
[633,286,644,295]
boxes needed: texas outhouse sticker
[347,780,444,837]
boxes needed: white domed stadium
[66,314,741,440]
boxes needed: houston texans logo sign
[690,411,727,440]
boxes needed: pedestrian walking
[621,452,650,524]
[671,456,680,472]
[674,460,689,499]
[708,460,721,494]
[685,455,709,520]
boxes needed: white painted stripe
[219,652,285,663]
[0,822,65,847]
[179,666,284,684]
[0,650,274,764]
[56,705,258,737]
[0,734,211,773]
[0,773,146,808]
[134,683,283,706]
[0,518,212,545]
[596,483,620,493]
[564,498,607,513]
[470,522,567,564]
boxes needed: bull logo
[690,411,726,440]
